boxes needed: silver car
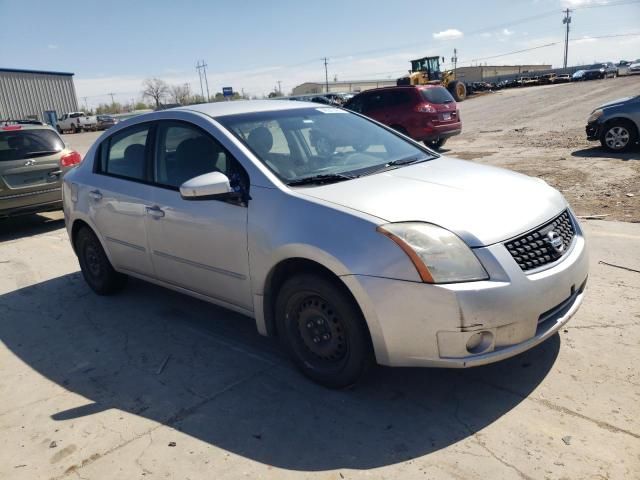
[62,101,589,387]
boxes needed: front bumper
[586,121,601,140]
[342,215,589,367]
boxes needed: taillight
[1,125,22,131]
[60,150,82,167]
[416,103,436,113]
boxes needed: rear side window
[420,87,455,104]
[0,129,64,162]
[99,125,150,181]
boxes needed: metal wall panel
[0,71,78,121]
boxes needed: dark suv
[344,85,461,149]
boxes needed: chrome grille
[504,210,575,272]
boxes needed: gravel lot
[447,75,640,222]
[0,83,639,479]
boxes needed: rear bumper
[414,123,462,142]
[0,187,62,217]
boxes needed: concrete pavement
[0,214,638,479]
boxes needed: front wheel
[75,227,128,295]
[448,80,467,101]
[600,120,637,152]
[275,274,373,388]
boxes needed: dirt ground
[446,76,640,222]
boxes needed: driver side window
[153,121,248,192]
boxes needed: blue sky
[1,0,638,106]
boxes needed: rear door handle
[89,190,102,201]
[145,205,165,219]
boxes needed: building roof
[0,67,74,76]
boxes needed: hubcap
[605,126,630,150]
[292,295,347,363]
[85,244,101,277]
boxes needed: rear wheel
[600,120,637,152]
[275,273,373,388]
[75,227,128,295]
[425,138,447,150]
[448,80,467,101]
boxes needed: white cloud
[562,0,603,6]
[47,44,58,49]
[502,28,514,36]
[573,36,598,44]
[481,32,492,38]
[433,29,464,40]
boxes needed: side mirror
[180,171,233,200]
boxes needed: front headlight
[587,109,603,123]
[377,222,488,283]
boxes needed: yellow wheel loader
[397,56,467,101]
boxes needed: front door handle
[145,205,165,219]
[89,190,102,201]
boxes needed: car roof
[0,123,56,132]
[174,99,317,118]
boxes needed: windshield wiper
[385,154,431,167]
[23,150,61,158]
[287,173,354,186]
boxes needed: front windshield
[217,107,435,184]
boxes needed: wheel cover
[84,244,102,277]
[288,294,349,369]
[605,126,630,150]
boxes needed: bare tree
[142,78,169,108]
[169,83,191,105]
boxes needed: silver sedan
[62,100,588,387]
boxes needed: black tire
[425,138,447,150]
[75,227,127,295]
[448,80,467,101]
[275,273,373,388]
[599,119,638,152]
[72,124,79,134]
[56,126,63,134]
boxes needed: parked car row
[4,88,636,388]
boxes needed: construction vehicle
[397,56,467,101]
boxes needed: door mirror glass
[180,171,233,200]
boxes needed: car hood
[297,157,567,247]
[597,96,638,110]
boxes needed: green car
[0,121,82,218]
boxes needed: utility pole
[451,48,458,79]
[108,92,115,105]
[82,96,88,111]
[196,61,205,100]
[201,60,210,101]
[277,80,282,95]
[323,57,329,93]
[562,8,572,69]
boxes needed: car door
[145,120,252,311]
[89,123,156,276]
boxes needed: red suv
[344,85,461,149]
